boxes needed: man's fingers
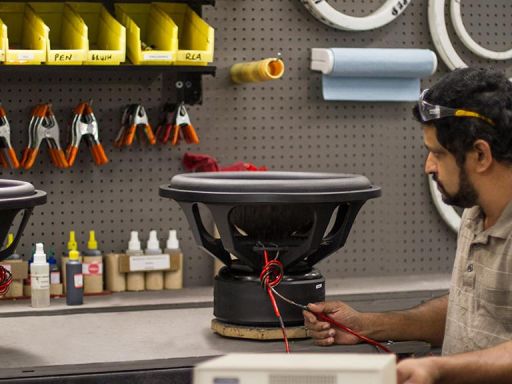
[313,336,335,346]
[309,328,335,340]
[307,302,325,313]
[303,310,317,323]
[322,301,346,313]
[303,310,331,331]
[308,301,344,314]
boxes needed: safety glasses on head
[418,89,495,126]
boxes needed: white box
[194,353,396,384]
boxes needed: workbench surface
[0,274,449,382]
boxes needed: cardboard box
[50,283,63,296]
[4,280,23,298]
[119,254,174,273]
[0,260,28,280]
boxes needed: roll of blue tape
[311,48,437,101]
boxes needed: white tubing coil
[429,0,512,76]
[428,0,466,71]
[450,0,512,61]
[301,0,412,31]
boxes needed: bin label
[91,53,113,62]
[143,53,173,61]
[18,53,35,61]
[129,255,170,271]
[185,53,202,61]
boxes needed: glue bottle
[126,231,145,291]
[164,230,183,289]
[48,248,63,296]
[82,230,104,294]
[145,230,164,290]
[68,230,78,252]
[31,243,50,308]
[62,230,78,293]
[66,249,83,305]
[48,249,60,285]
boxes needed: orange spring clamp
[66,102,108,167]
[21,104,69,170]
[156,102,199,146]
[0,105,20,169]
[114,104,156,148]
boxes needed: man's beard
[432,168,478,208]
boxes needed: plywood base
[211,319,308,340]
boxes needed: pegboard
[2,0,511,286]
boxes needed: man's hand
[397,357,440,384]
[302,301,365,346]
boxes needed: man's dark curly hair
[412,67,512,167]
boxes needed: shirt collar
[463,201,512,243]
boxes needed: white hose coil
[429,0,512,79]
[450,0,512,61]
[301,0,412,31]
[428,0,466,71]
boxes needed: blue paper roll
[311,48,437,101]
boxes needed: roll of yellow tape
[230,58,285,84]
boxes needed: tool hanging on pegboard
[155,102,200,146]
[66,101,108,167]
[0,105,20,169]
[21,103,69,170]
[114,104,156,148]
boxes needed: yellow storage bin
[0,3,47,64]
[115,3,177,65]
[29,2,88,65]
[154,3,214,66]
[67,2,126,65]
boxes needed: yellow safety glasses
[418,89,495,126]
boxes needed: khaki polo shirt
[442,202,512,355]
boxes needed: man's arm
[305,294,448,346]
[397,340,512,384]
[364,293,448,346]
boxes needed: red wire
[261,249,290,353]
[259,248,392,354]
[0,265,13,295]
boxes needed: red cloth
[183,152,267,172]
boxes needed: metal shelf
[0,65,216,75]
[0,65,215,105]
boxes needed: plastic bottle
[67,230,78,252]
[48,249,60,285]
[164,230,183,290]
[126,231,145,291]
[47,248,63,296]
[145,230,164,290]
[62,230,78,293]
[31,243,50,308]
[82,230,103,294]
[66,249,83,305]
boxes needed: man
[304,67,512,383]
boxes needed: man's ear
[471,139,493,172]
